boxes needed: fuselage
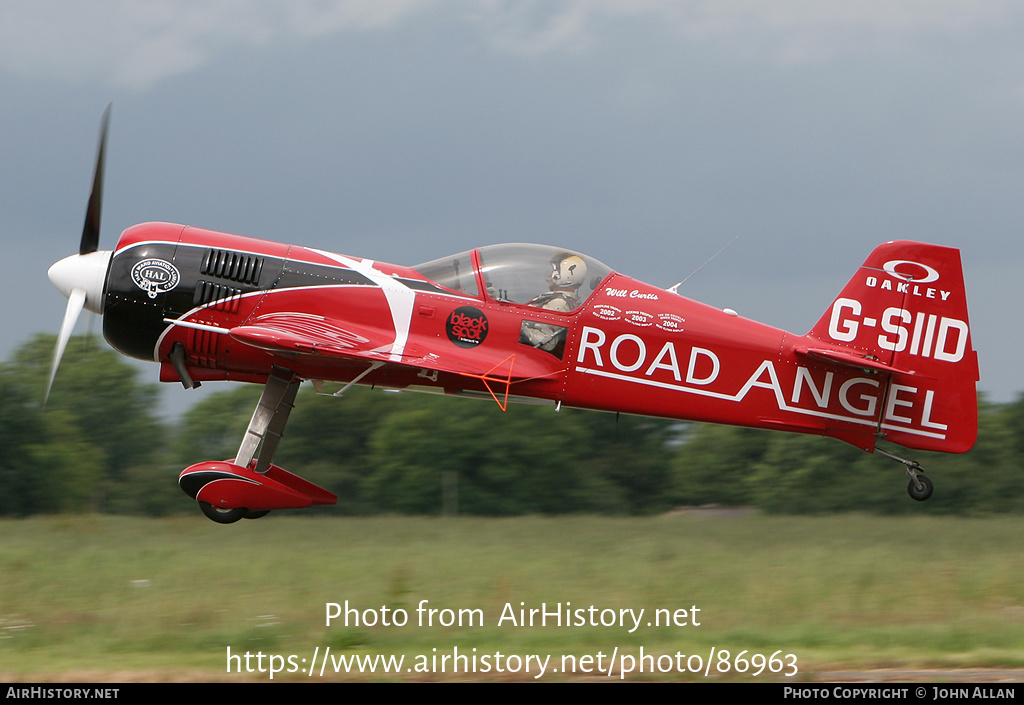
[98,222,973,455]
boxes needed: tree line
[2,334,1021,517]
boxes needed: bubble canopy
[413,243,613,311]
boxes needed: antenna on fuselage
[666,237,737,294]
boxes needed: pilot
[529,253,588,312]
[521,253,588,352]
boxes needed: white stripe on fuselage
[309,249,415,362]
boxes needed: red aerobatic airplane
[46,109,979,523]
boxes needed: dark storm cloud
[2,1,1021,403]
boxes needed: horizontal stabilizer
[795,346,918,377]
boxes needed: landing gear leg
[191,367,300,523]
[180,366,336,523]
[876,448,934,502]
[236,366,301,474]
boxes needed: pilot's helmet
[550,254,587,291]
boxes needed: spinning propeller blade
[80,104,109,256]
[45,105,113,405]
[44,289,86,405]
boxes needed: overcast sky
[3,0,1021,411]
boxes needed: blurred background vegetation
[4,334,1021,518]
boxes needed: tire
[244,510,270,520]
[199,501,247,524]
[907,474,934,502]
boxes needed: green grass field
[1,513,1023,681]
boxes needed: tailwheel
[876,448,935,502]
[907,474,934,502]
[199,502,248,524]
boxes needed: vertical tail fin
[806,241,978,453]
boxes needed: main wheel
[199,501,247,524]
[907,474,934,501]
[244,510,270,520]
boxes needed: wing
[227,312,562,406]
[229,312,383,358]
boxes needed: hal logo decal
[131,258,180,299]
[447,306,489,348]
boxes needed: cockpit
[413,243,613,311]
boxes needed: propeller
[44,105,114,405]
